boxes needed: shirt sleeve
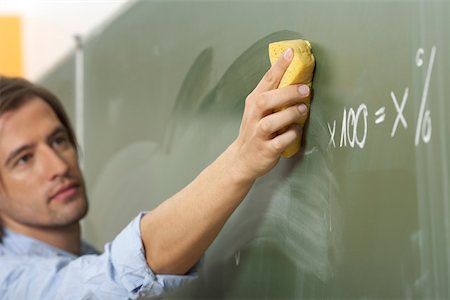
[0,212,199,300]
[103,211,200,298]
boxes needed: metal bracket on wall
[74,34,85,170]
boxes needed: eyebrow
[4,144,34,167]
[47,126,67,142]
[4,126,68,167]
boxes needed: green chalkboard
[40,0,450,298]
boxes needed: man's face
[0,97,87,229]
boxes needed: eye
[16,154,33,166]
[52,135,70,149]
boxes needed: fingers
[270,124,302,154]
[254,48,293,93]
[254,84,310,117]
[258,103,309,138]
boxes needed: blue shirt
[0,212,198,299]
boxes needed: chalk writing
[415,46,436,146]
[327,46,437,149]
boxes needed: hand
[230,48,311,181]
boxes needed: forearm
[140,142,254,275]
[140,49,310,275]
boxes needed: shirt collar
[1,227,99,258]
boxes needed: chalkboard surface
[41,1,450,298]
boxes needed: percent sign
[414,46,437,146]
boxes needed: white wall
[0,0,133,80]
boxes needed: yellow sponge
[268,39,315,157]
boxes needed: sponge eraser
[268,39,315,88]
[268,39,315,158]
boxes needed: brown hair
[0,76,78,149]
[0,76,78,240]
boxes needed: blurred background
[0,0,132,80]
[1,1,449,298]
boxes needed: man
[0,48,310,299]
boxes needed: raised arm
[140,48,311,275]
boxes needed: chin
[72,194,89,222]
[54,194,89,227]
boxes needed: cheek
[66,150,82,174]
[7,170,34,185]
[0,177,47,220]
[2,170,40,201]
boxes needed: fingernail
[298,104,308,115]
[298,85,310,97]
[283,48,293,61]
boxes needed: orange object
[268,40,315,158]
[0,16,23,77]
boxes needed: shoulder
[0,255,71,295]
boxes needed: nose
[41,145,70,180]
